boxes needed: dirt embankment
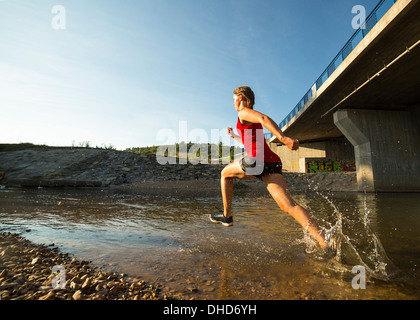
[0,148,357,192]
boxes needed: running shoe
[209,213,233,227]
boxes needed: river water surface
[1,186,420,300]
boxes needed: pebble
[72,290,83,300]
[39,291,56,300]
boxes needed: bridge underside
[271,0,420,192]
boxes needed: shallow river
[1,186,420,300]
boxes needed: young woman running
[210,86,330,250]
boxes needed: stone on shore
[72,290,83,300]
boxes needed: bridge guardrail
[266,0,398,140]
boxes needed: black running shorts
[239,155,283,180]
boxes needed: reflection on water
[1,186,420,299]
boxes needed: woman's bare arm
[238,108,299,151]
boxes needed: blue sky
[1,0,378,150]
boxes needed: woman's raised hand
[285,137,299,151]
[227,127,235,138]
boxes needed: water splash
[302,176,398,281]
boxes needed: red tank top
[237,118,281,163]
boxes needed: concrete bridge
[268,0,420,192]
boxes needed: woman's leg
[262,173,327,249]
[220,159,255,217]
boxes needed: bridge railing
[266,0,398,140]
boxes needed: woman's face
[233,94,243,111]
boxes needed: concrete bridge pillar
[333,108,420,192]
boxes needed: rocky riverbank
[0,147,357,192]
[0,147,357,301]
[0,232,174,301]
